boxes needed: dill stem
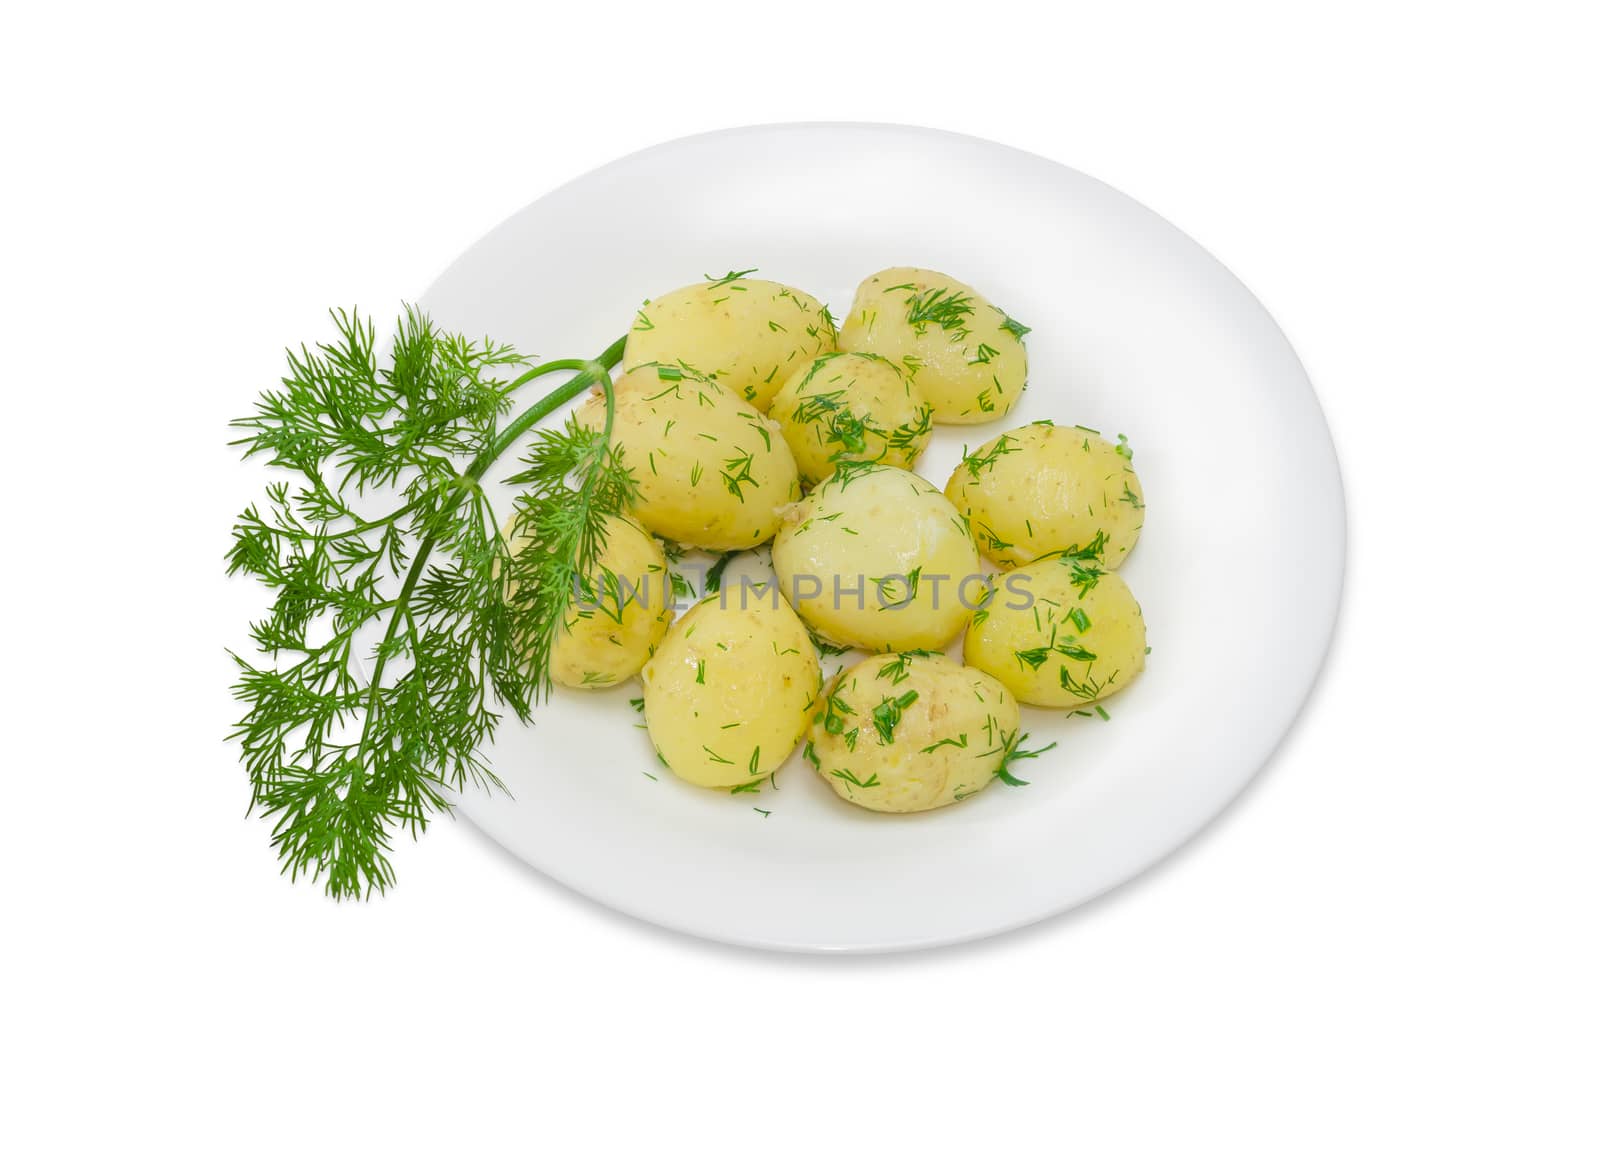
[254,502,415,543]
[357,334,627,766]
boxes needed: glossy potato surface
[837,267,1027,423]
[623,275,837,411]
[541,513,673,689]
[963,556,1146,708]
[576,365,800,551]
[772,465,981,652]
[808,653,1020,812]
[770,352,933,484]
[641,592,822,788]
[945,422,1145,569]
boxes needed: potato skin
[771,464,982,653]
[837,267,1027,423]
[576,365,800,551]
[944,422,1145,570]
[807,653,1020,813]
[623,276,838,412]
[963,556,1146,708]
[641,592,823,789]
[770,352,933,484]
[542,513,673,689]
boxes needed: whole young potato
[945,422,1145,569]
[641,591,823,789]
[771,464,982,652]
[575,364,800,551]
[623,273,837,412]
[837,266,1027,423]
[769,352,934,484]
[807,652,1022,812]
[963,555,1146,708]
[532,513,674,689]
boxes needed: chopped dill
[904,287,975,338]
[871,690,919,744]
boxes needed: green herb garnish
[704,549,739,594]
[996,309,1031,340]
[871,690,919,744]
[831,768,881,791]
[988,730,1056,786]
[228,308,629,898]
[819,688,856,736]
[808,631,853,658]
[721,448,759,501]
[904,287,975,338]
[706,267,758,289]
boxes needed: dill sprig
[227,307,628,898]
[503,413,637,697]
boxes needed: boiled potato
[623,273,837,412]
[769,352,934,484]
[641,591,823,788]
[502,509,670,689]
[837,266,1027,423]
[535,513,674,689]
[807,652,1020,812]
[771,464,981,652]
[944,422,1145,569]
[963,555,1146,708]
[576,364,800,551]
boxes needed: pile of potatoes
[514,267,1148,813]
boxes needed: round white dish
[420,123,1345,952]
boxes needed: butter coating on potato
[945,421,1144,569]
[623,273,837,412]
[576,364,800,551]
[770,352,933,485]
[641,591,822,789]
[837,266,1027,423]
[807,652,1020,813]
[772,464,982,653]
[963,554,1146,708]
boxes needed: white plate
[420,123,1344,952]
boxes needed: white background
[3,2,1596,1170]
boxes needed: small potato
[944,422,1145,569]
[807,652,1021,812]
[963,555,1146,708]
[623,274,838,412]
[837,267,1027,423]
[771,464,982,653]
[641,591,823,789]
[537,513,674,689]
[576,364,800,551]
[769,352,933,484]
